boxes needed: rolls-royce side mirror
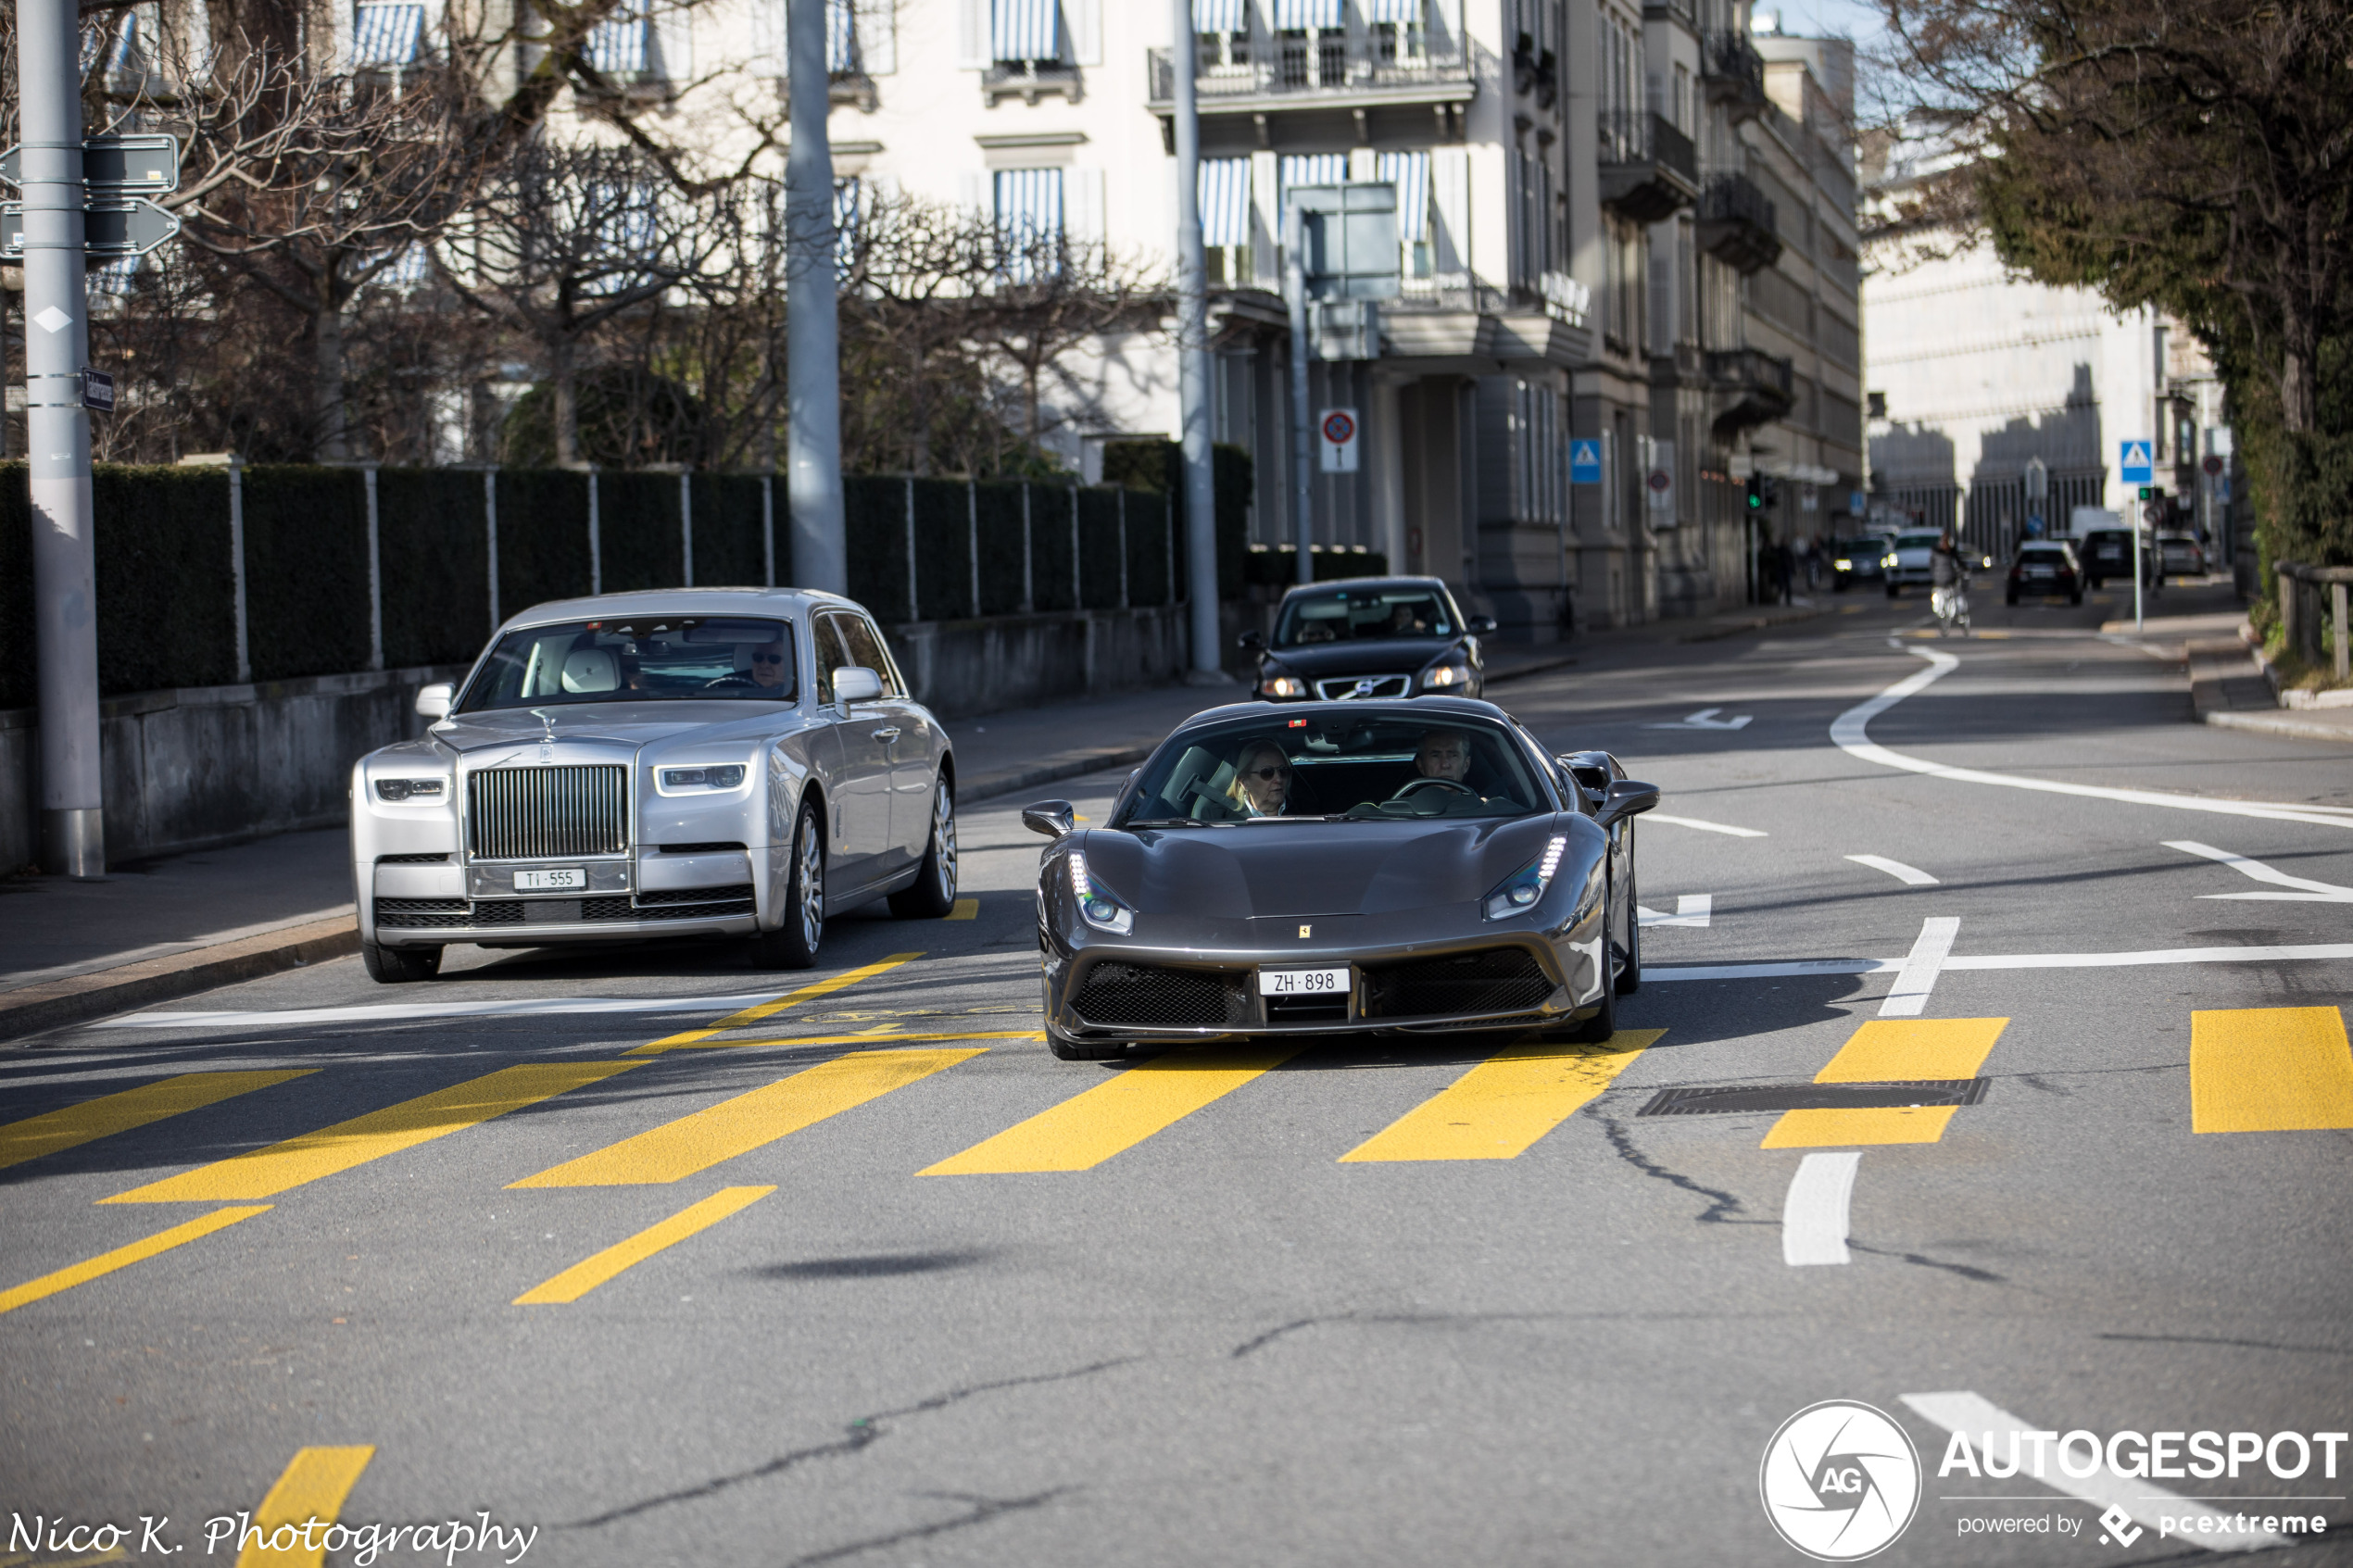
[1023,800,1076,839]
[1236,629,1265,651]
[833,665,884,715]
[415,683,452,720]
[1596,779,1661,828]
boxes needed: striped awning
[1198,157,1252,248]
[353,2,424,65]
[991,0,1061,62]
[1193,0,1247,29]
[1278,153,1348,192]
[1377,149,1428,242]
[1365,0,1423,19]
[1272,0,1342,26]
[826,0,857,71]
[995,168,1063,237]
[585,0,647,74]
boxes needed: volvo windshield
[458,617,796,712]
[1274,586,1458,647]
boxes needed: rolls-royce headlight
[659,764,747,793]
[374,778,446,802]
[1067,850,1135,935]
[1482,835,1568,921]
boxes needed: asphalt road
[6,583,2350,1568]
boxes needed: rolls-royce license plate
[515,868,586,892]
[1259,966,1347,997]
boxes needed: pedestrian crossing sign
[1570,440,1603,483]
[2120,441,2153,483]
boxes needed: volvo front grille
[1315,674,1413,700]
[466,764,629,860]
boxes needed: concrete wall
[0,606,1189,866]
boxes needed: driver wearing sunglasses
[1224,738,1293,818]
[746,638,789,689]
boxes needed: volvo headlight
[1067,851,1135,935]
[1261,674,1307,698]
[1482,835,1568,921]
[1420,660,1470,691]
[658,764,747,793]
[374,778,446,802]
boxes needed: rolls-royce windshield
[457,618,797,712]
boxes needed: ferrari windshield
[1274,586,1456,647]
[1118,712,1550,825]
[457,617,795,712]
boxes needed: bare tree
[963,222,1159,458]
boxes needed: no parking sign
[1318,408,1359,473]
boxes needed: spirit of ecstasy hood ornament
[529,708,558,761]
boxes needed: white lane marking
[2167,840,2353,902]
[1832,645,2353,831]
[1647,813,1768,838]
[1899,1391,2289,1552]
[1781,1153,1858,1266]
[1642,707,1753,730]
[1880,917,1959,1017]
[1638,894,1713,928]
[1845,854,1939,886]
[1642,941,2353,984]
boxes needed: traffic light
[1745,475,1765,511]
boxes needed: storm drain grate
[1636,1079,1991,1117]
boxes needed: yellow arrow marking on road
[0,1070,313,1172]
[1761,1018,2008,1148]
[1340,1032,1664,1161]
[2191,1007,2353,1133]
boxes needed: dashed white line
[1899,1391,2290,1552]
[1846,854,1939,886]
[1832,646,2353,831]
[1647,813,1768,838]
[1639,894,1713,928]
[1781,1153,1858,1266]
[1880,917,1960,1017]
[2167,840,2353,902]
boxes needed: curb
[0,917,359,1043]
[1678,606,1832,643]
[2202,709,2353,744]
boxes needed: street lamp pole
[785,0,846,595]
[1170,0,1225,682]
[19,0,104,877]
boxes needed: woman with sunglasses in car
[1224,739,1293,818]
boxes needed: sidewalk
[2097,595,2353,746]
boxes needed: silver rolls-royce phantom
[350,588,957,983]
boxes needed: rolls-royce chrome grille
[466,764,629,860]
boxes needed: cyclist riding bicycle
[1929,532,1970,633]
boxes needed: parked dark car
[1830,535,1895,590]
[1242,576,1495,702]
[2007,542,2084,606]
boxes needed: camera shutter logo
[1759,1400,1921,1561]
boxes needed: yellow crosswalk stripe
[948,897,978,920]
[512,1048,984,1186]
[2191,1006,2353,1133]
[0,1070,313,1173]
[102,1063,643,1203]
[625,952,925,1054]
[1761,1018,2007,1148]
[234,1446,374,1568]
[649,1030,1042,1052]
[921,1046,1302,1174]
[1340,1031,1664,1161]
[515,1186,774,1304]
[0,1207,271,1316]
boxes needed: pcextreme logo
[1761,1400,1924,1561]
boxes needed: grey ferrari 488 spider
[1024,698,1658,1060]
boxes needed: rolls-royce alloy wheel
[890,775,959,919]
[752,800,825,970]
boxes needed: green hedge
[842,473,910,622]
[1101,439,1253,599]
[971,480,1026,614]
[379,468,491,669]
[1124,487,1173,607]
[698,474,771,588]
[909,478,974,621]
[242,466,371,683]
[497,469,593,614]
[1246,544,1390,586]
[598,471,683,594]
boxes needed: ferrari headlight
[1261,674,1307,698]
[1067,850,1135,935]
[1421,660,1470,691]
[1482,835,1568,921]
[374,778,445,802]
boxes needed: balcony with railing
[1706,346,1795,433]
[1701,30,1768,118]
[1597,111,1699,223]
[1146,30,1475,117]
[1695,172,1780,273]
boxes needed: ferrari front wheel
[1616,876,1642,996]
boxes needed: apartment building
[301,0,1862,633]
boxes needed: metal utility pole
[1170,0,1226,682]
[1284,199,1314,585]
[18,0,103,877]
[785,0,846,595]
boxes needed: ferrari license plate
[515,867,586,892]
[1259,966,1347,997]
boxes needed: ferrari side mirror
[1023,800,1076,839]
[1596,780,1660,828]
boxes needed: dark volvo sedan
[1240,576,1496,702]
[1023,699,1658,1060]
